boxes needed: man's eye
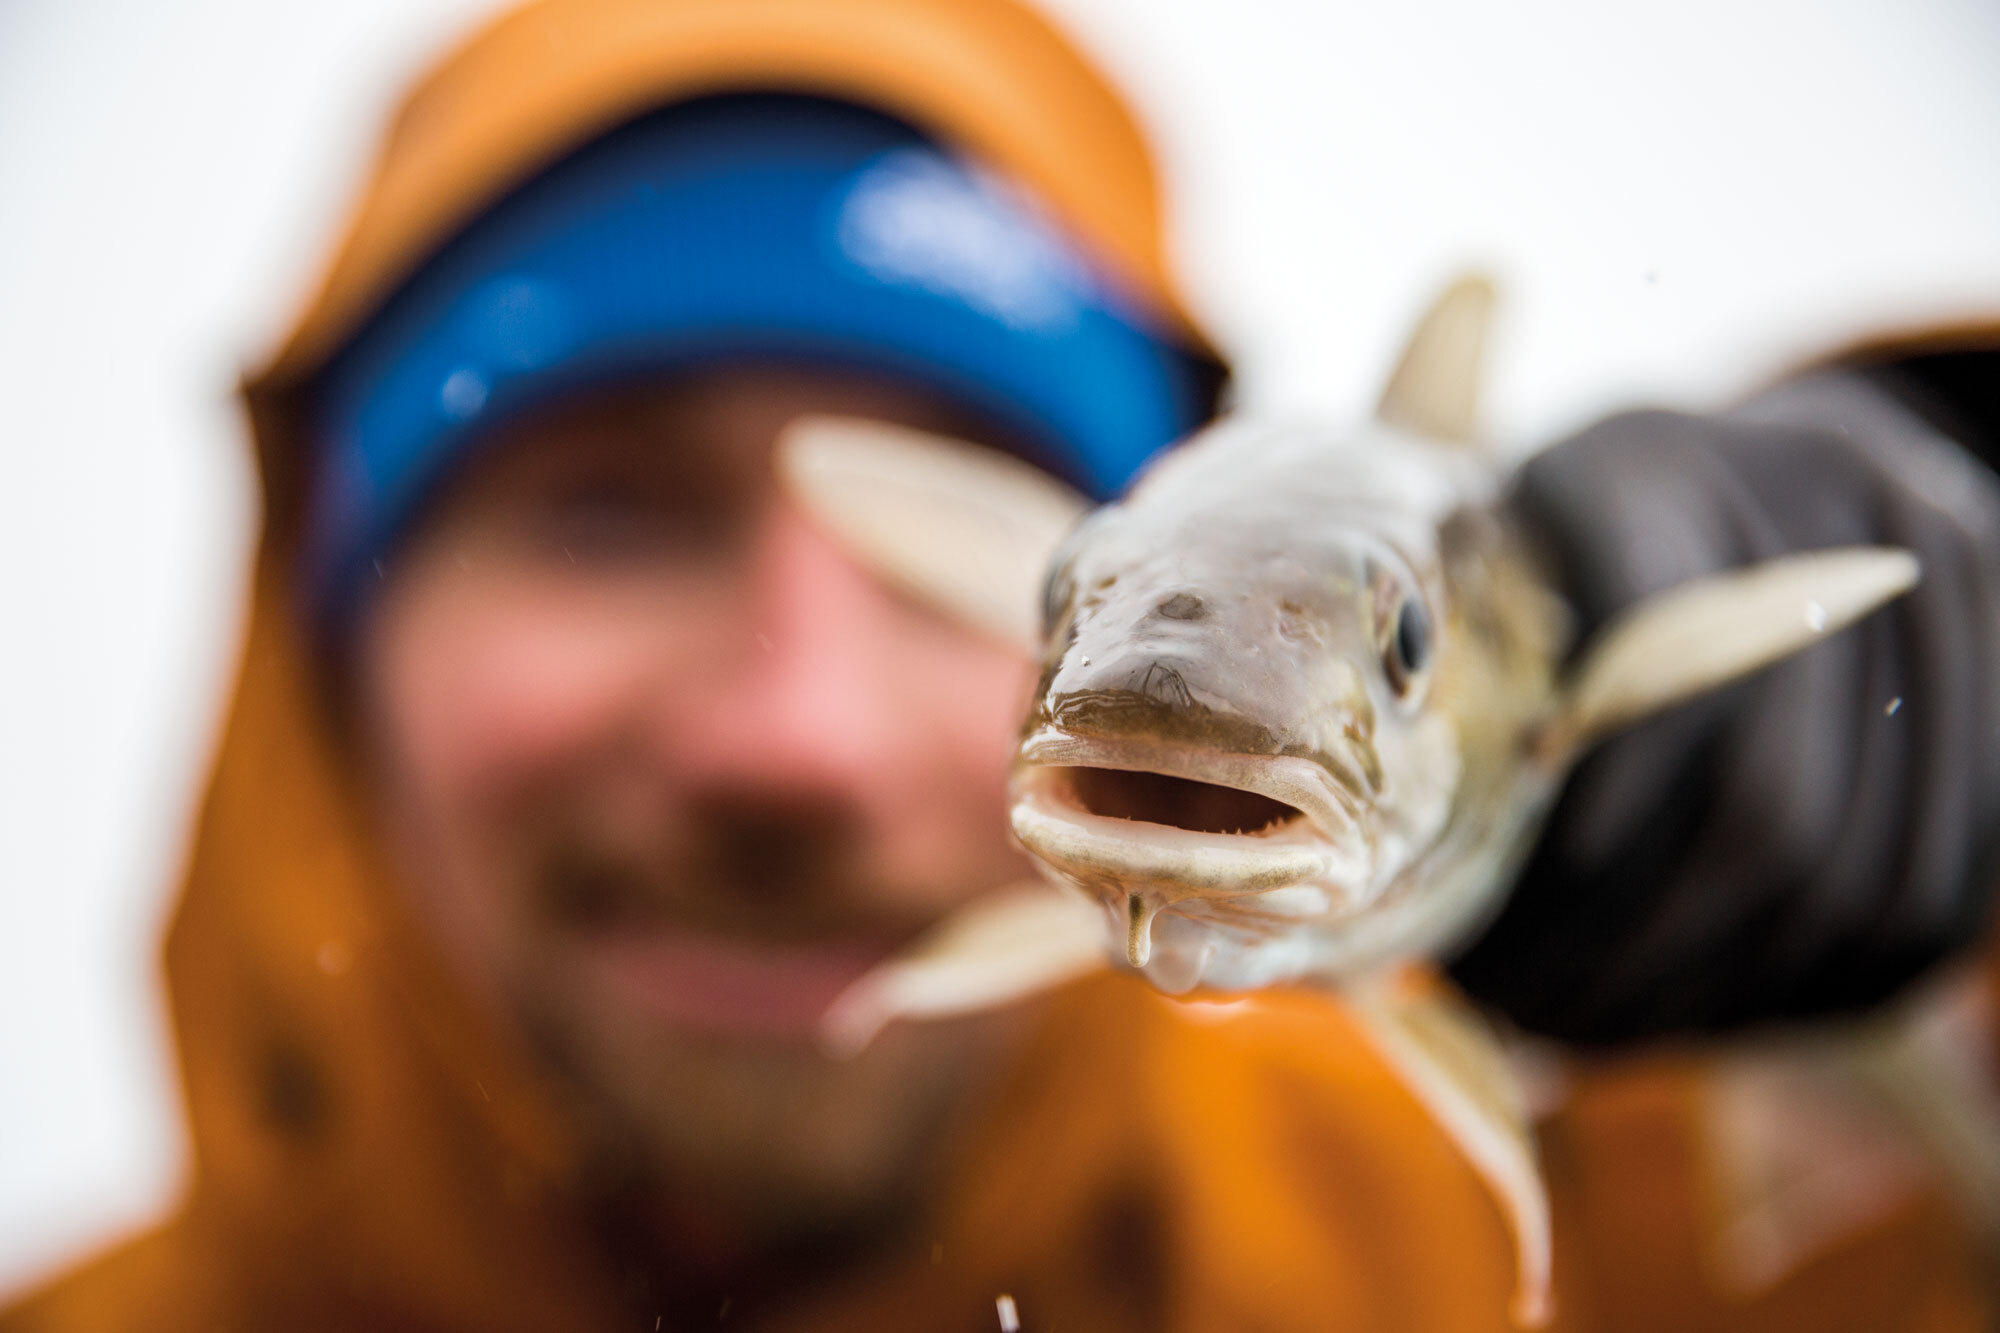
[532,486,708,562]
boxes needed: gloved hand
[1450,369,2000,1045]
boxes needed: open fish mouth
[1008,728,1377,967]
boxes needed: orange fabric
[3,1,1990,1329]
[1545,1052,1988,1333]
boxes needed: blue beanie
[304,94,1220,624]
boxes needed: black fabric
[1450,365,2000,1045]
[1864,349,2000,468]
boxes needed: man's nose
[660,499,907,802]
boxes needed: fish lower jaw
[1124,906,1355,995]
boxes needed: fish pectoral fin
[820,883,1110,1058]
[1375,272,1498,447]
[1825,976,2000,1267]
[1345,972,1552,1328]
[1547,546,1920,761]
[777,414,1092,657]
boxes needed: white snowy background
[4,0,1999,1296]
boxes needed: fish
[778,276,1922,1321]
[1007,277,1914,996]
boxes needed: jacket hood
[168,0,1236,1325]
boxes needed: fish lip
[1014,727,1362,845]
[1010,781,1341,899]
[1007,728,1373,905]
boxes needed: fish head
[1010,421,1477,992]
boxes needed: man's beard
[517,976,988,1241]
[498,803,1027,1256]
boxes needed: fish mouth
[1008,728,1376,967]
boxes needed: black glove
[1450,367,2000,1046]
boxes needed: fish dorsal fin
[777,415,1092,656]
[1345,971,1552,1326]
[819,884,1109,1057]
[1375,272,1498,446]
[1547,546,1919,761]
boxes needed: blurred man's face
[355,365,1042,1243]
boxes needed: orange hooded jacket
[3,1,1989,1329]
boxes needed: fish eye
[1384,596,1431,697]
